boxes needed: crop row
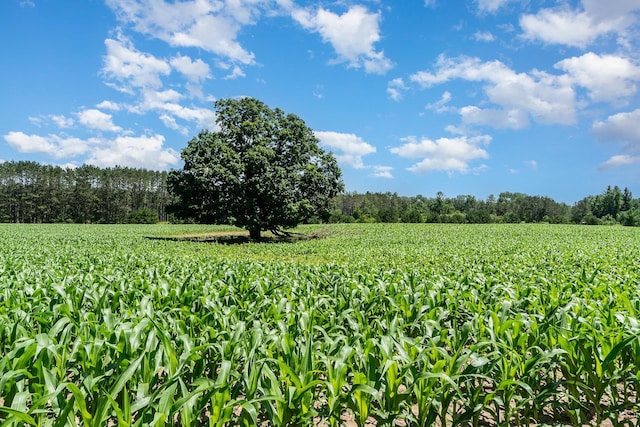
[1,224,640,426]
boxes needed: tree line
[328,186,640,226]
[0,161,171,224]
[0,160,638,226]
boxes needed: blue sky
[2,0,640,203]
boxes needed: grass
[1,223,639,426]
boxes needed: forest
[0,160,638,226]
[0,161,171,224]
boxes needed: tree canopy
[167,98,344,239]
[0,161,171,223]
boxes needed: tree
[168,98,343,239]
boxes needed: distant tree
[401,204,424,223]
[128,207,158,224]
[572,197,592,223]
[619,208,640,226]
[622,187,633,211]
[467,209,490,223]
[592,185,623,218]
[168,98,343,239]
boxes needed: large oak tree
[168,98,343,239]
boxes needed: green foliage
[0,161,171,223]
[127,207,158,224]
[619,208,640,226]
[2,160,636,228]
[330,191,576,225]
[168,98,343,239]
[1,223,640,425]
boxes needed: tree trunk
[249,228,261,240]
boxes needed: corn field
[1,223,640,426]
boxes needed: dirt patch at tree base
[146,229,328,244]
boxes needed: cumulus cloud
[410,55,511,87]
[520,1,640,48]
[555,53,640,104]
[100,35,217,134]
[593,109,640,169]
[473,31,495,42]
[129,88,216,131]
[105,0,258,66]
[371,165,394,179]
[102,36,171,93]
[170,54,211,82]
[410,55,576,128]
[3,129,179,170]
[3,132,90,158]
[315,131,376,169]
[29,114,75,129]
[598,155,640,170]
[390,134,491,174]
[460,106,530,129]
[592,109,640,149]
[86,134,179,169]
[387,78,407,101]
[426,91,454,113]
[292,5,393,74]
[96,100,121,111]
[77,109,122,132]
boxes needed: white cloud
[524,160,538,170]
[102,36,171,92]
[160,103,217,131]
[315,130,376,169]
[105,0,257,66]
[581,0,640,21]
[390,134,491,174]
[592,108,640,149]
[27,116,43,127]
[19,0,35,7]
[476,0,513,14]
[3,129,179,170]
[86,134,179,169]
[371,165,393,179]
[50,115,75,128]
[4,131,56,155]
[387,78,407,101]
[426,91,454,113]
[292,5,393,74]
[555,53,640,104]
[473,31,495,42]
[593,109,640,169]
[223,65,245,80]
[313,84,325,99]
[170,54,211,82]
[520,1,640,48]
[460,106,530,129]
[77,109,122,132]
[410,55,576,128]
[599,154,640,170]
[96,100,121,111]
[29,114,75,128]
[3,132,90,158]
[410,55,511,87]
[122,88,216,132]
[520,9,608,48]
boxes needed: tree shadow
[144,231,325,245]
